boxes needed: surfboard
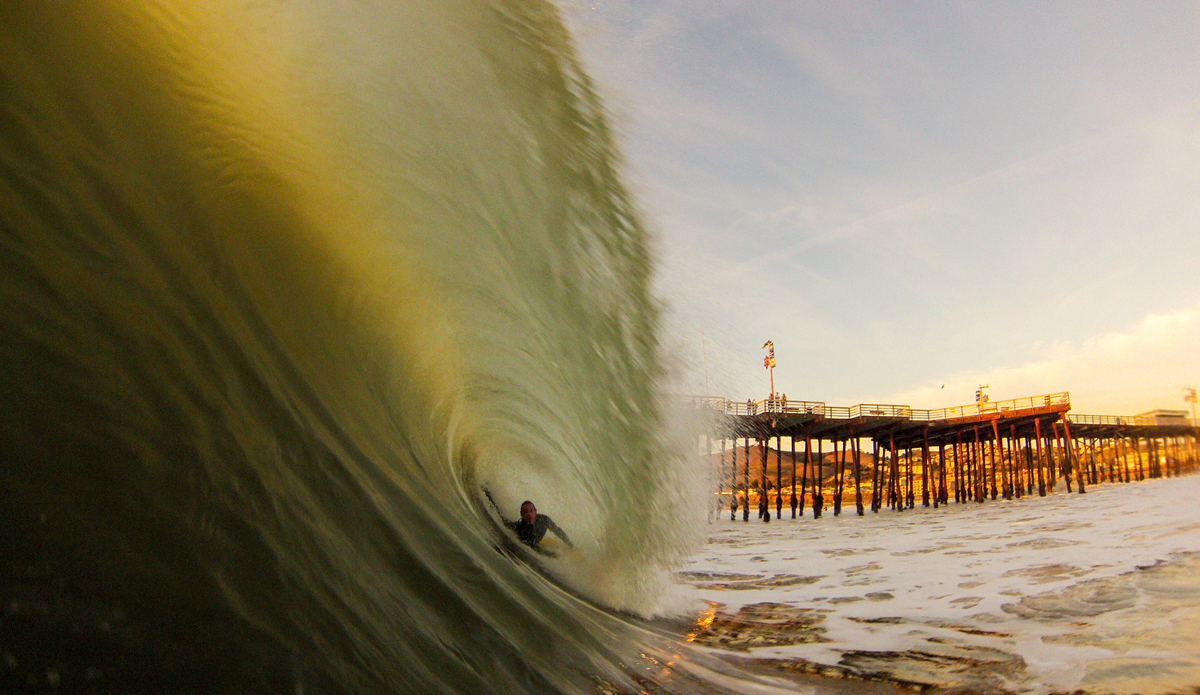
[536,535,578,558]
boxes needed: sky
[562,1,1200,416]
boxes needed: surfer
[484,491,573,556]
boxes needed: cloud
[880,302,1200,416]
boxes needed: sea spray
[0,1,707,692]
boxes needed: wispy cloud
[880,302,1200,415]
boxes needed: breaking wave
[0,2,711,692]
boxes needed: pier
[690,393,1200,521]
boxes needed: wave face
[0,2,703,692]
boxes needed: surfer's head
[519,501,537,524]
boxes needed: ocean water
[676,474,1200,695]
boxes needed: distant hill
[707,443,876,485]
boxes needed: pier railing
[1068,412,1195,427]
[683,392,1071,423]
[1067,414,1128,426]
[718,398,826,417]
[911,392,1070,421]
[827,404,912,419]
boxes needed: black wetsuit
[505,514,571,550]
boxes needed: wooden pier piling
[790,437,798,519]
[775,435,783,520]
[742,437,750,521]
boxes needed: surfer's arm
[545,517,573,548]
[483,488,520,531]
[483,488,507,519]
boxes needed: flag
[762,340,775,369]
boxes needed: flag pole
[762,340,776,399]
